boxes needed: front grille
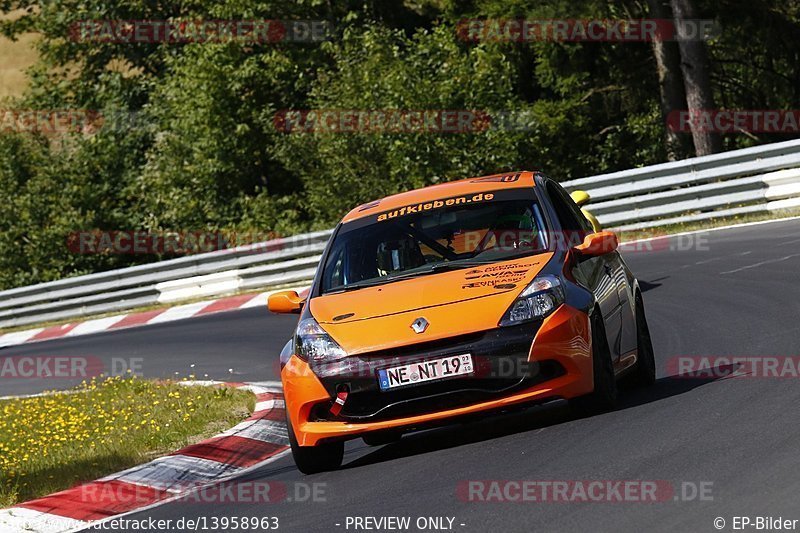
[312,322,565,422]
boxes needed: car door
[610,254,638,359]
[545,180,624,362]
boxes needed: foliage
[0,0,798,288]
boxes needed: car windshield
[321,190,548,293]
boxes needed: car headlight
[295,317,348,364]
[499,275,565,326]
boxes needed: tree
[2,0,799,289]
[671,0,723,155]
[646,0,692,160]
[271,25,541,223]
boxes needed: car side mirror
[570,190,591,207]
[574,231,618,257]
[268,290,304,314]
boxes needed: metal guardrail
[0,230,332,328]
[561,139,800,230]
[3,139,800,329]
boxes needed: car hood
[309,253,553,354]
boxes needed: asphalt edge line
[619,215,800,245]
[5,216,800,350]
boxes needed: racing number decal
[470,173,522,183]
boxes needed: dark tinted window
[322,192,548,293]
[545,181,591,246]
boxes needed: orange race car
[269,171,656,474]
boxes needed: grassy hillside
[0,12,37,101]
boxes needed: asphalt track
[5,218,800,532]
[0,307,296,397]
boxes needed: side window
[322,246,346,290]
[545,181,591,246]
[564,189,594,234]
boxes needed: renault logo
[411,317,429,334]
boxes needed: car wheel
[625,293,657,387]
[362,431,402,447]
[287,415,344,475]
[570,312,617,416]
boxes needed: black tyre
[287,416,344,475]
[570,312,617,415]
[625,293,657,387]
[362,431,402,447]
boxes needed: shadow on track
[639,277,668,293]
[341,369,726,471]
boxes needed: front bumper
[282,304,593,446]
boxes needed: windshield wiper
[325,279,392,293]
[325,265,459,294]
[426,260,495,272]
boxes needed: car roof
[341,171,538,223]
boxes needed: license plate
[377,354,474,391]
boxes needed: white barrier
[561,140,800,231]
[3,139,800,329]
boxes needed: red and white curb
[0,286,310,350]
[0,381,289,533]
[0,293,268,349]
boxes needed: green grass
[0,376,254,507]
